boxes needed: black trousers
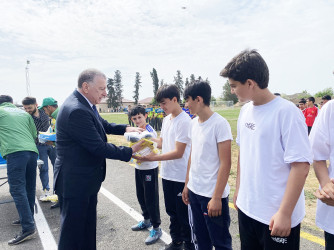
[162,178,192,243]
[238,209,300,250]
[325,231,334,250]
[135,168,161,228]
[58,194,98,250]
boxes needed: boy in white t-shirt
[134,84,194,250]
[309,100,334,249]
[128,106,162,245]
[220,49,313,250]
[182,81,233,250]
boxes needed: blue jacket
[54,90,132,198]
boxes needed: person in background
[0,95,39,245]
[22,97,56,201]
[304,96,318,135]
[322,95,332,106]
[298,99,307,115]
[39,97,60,209]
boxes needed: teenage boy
[129,106,162,245]
[220,49,312,250]
[134,84,194,250]
[304,96,318,134]
[298,99,307,115]
[309,100,334,250]
[182,81,233,250]
[322,95,332,106]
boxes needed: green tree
[160,79,164,87]
[114,70,123,107]
[185,78,190,88]
[315,87,333,98]
[133,72,141,104]
[107,78,118,109]
[174,70,184,98]
[190,74,196,83]
[221,80,238,104]
[150,68,159,97]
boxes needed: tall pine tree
[185,77,190,88]
[114,70,123,107]
[174,70,184,98]
[133,72,141,104]
[107,77,118,109]
[160,79,164,87]
[190,74,196,83]
[150,68,159,97]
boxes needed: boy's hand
[319,181,334,199]
[126,127,145,133]
[314,189,334,206]
[269,211,291,237]
[233,192,238,210]
[207,198,222,217]
[131,141,144,154]
[182,186,189,205]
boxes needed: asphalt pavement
[0,159,326,249]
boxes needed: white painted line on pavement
[34,197,57,250]
[100,186,172,244]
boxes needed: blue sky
[0,0,333,105]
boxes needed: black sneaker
[8,229,36,245]
[164,241,183,250]
[50,201,60,209]
[11,220,21,226]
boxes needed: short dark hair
[22,97,37,105]
[322,95,331,101]
[0,95,13,105]
[274,93,281,96]
[155,84,180,103]
[220,49,269,89]
[78,69,106,88]
[299,99,306,104]
[307,97,315,103]
[184,81,211,106]
[129,106,146,117]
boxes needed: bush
[314,87,334,98]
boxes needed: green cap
[39,97,58,109]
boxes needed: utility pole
[25,60,31,96]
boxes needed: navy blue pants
[188,190,232,250]
[58,194,98,250]
[238,209,300,250]
[37,144,56,191]
[325,231,334,250]
[7,151,37,233]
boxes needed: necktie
[92,105,99,118]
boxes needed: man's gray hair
[78,69,106,88]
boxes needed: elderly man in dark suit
[54,69,144,250]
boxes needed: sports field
[101,108,320,231]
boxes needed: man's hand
[182,186,189,205]
[269,211,291,237]
[207,198,222,217]
[132,154,154,162]
[126,126,145,133]
[131,141,144,154]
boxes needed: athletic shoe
[8,229,36,245]
[11,220,20,226]
[131,221,151,231]
[164,241,183,250]
[145,228,162,245]
[39,189,51,201]
[50,201,60,209]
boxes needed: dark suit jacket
[54,90,132,198]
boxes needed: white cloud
[0,0,333,105]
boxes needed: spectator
[304,97,318,134]
[322,95,332,106]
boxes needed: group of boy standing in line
[0,49,333,250]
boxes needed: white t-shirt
[236,97,313,227]
[187,113,233,198]
[160,111,191,182]
[135,124,158,170]
[309,100,334,234]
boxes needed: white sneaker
[39,190,51,201]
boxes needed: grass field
[101,108,320,231]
